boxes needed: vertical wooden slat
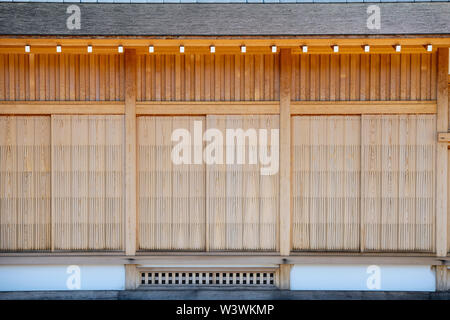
[398,115,416,251]
[279,49,291,256]
[436,48,448,256]
[125,49,137,255]
[207,115,227,250]
[361,115,382,251]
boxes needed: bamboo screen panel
[206,115,279,251]
[0,116,51,251]
[52,115,124,251]
[138,117,206,250]
[0,54,125,101]
[361,115,436,252]
[292,116,361,251]
[136,54,280,101]
[291,53,437,101]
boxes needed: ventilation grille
[140,270,276,287]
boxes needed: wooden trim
[137,267,278,272]
[0,254,446,266]
[0,101,125,115]
[278,264,292,290]
[125,264,138,290]
[436,48,449,257]
[0,101,435,116]
[279,48,292,256]
[0,45,440,55]
[125,49,137,256]
[136,101,279,115]
[2,37,450,51]
[291,101,437,115]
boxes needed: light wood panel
[291,101,436,115]
[137,116,206,250]
[436,48,448,257]
[279,48,291,256]
[291,53,437,101]
[51,115,124,251]
[125,49,137,256]
[136,54,280,101]
[0,54,125,101]
[292,116,360,251]
[206,115,279,251]
[0,116,51,251]
[361,115,436,252]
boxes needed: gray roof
[0,3,449,36]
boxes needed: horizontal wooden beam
[136,101,279,115]
[0,254,447,266]
[0,101,125,115]
[0,100,437,115]
[0,45,441,55]
[291,101,437,115]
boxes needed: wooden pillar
[125,49,137,256]
[279,49,292,256]
[125,264,138,290]
[278,264,292,290]
[436,265,448,292]
[436,48,448,257]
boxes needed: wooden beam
[436,48,449,257]
[0,100,434,116]
[2,37,450,49]
[125,49,137,256]
[291,101,436,115]
[278,264,292,290]
[435,266,449,291]
[136,101,279,115]
[279,48,292,256]
[0,101,125,115]
[0,254,446,266]
[125,264,138,290]
[0,45,440,55]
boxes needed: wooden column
[125,264,138,290]
[279,49,292,256]
[278,264,292,290]
[125,49,137,256]
[436,265,448,291]
[436,48,448,257]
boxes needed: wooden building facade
[0,3,449,292]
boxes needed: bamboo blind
[292,116,360,251]
[292,114,436,252]
[362,115,436,252]
[0,54,125,101]
[206,115,279,251]
[136,54,280,101]
[137,115,278,251]
[291,53,437,101]
[138,116,206,250]
[0,116,51,251]
[51,115,124,250]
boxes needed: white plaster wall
[0,265,125,291]
[290,265,436,291]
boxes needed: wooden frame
[0,42,448,261]
[436,48,449,257]
[0,254,447,266]
[0,101,436,116]
[125,49,137,256]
